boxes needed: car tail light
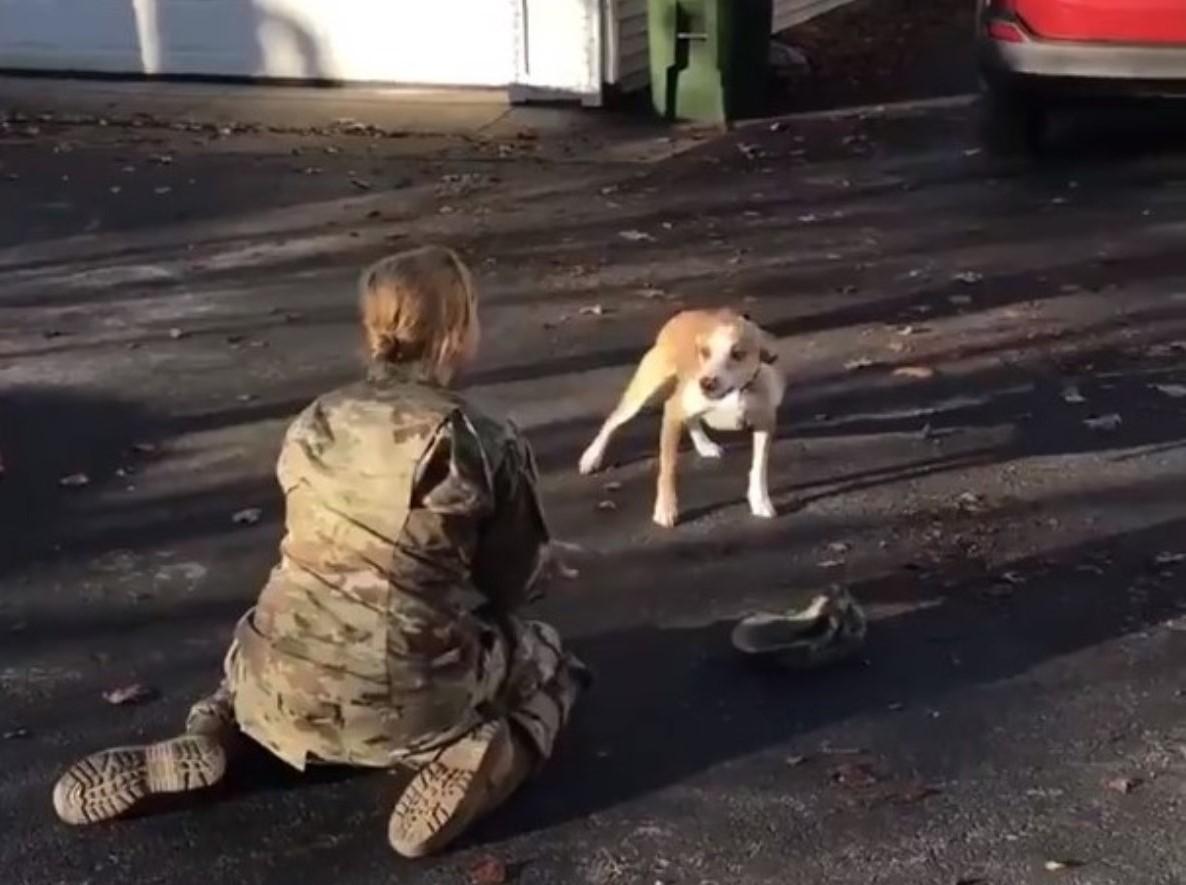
[983,0,1027,43]
[987,20,1026,42]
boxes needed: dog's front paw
[578,444,604,476]
[749,494,777,519]
[693,438,724,460]
[652,496,679,528]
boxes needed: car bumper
[979,33,1186,97]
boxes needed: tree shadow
[0,386,155,576]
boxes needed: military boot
[52,735,227,825]
[731,587,868,670]
[52,689,233,826]
[387,719,533,858]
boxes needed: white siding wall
[606,0,649,92]
[772,0,859,32]
[607,0,858,91]
[0,0,516,86]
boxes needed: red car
[976,0,1186,149]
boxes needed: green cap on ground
[731,586,867,670]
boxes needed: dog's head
[695,311,779,400]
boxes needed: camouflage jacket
[228,364,551,769]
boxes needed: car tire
[980,85,1047,156]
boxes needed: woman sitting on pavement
[52,245,590,858]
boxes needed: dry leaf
[618,229,654,243]
[231,507,262,526]
[1044,860,1079,872]
[154,186,172,196]
[1155,552,1186,565]
[819,745,866,756]
[785,754,809,767]
[103,683,157,706]
[130,442,157,455]
[1105,776,1142,794]
[350,178,373,190]
[953,271,983,284]
[2,727,30,740]
[1061,385,1086,404]
[596,499,617,512]
[844,357,877,371]
[891,782,941,804]
[893,365,935,380]
[1084,413,1122,431]
[1152,384,1186,398]
[168,327,186,340]
[468,856,509,885]
[831,761,880,788]
[818,559,844,569]
[59,472,90,488]
[579,304,609,317]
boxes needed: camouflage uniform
[194,363,587,771]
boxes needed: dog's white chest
[681,382,758,431]
[680,364,785,432]
[701,389,749,431]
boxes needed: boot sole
[52,735,226,826]
[388,721,512,859]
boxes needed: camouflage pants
[185,613,587,773]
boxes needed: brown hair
[358,246,477,381]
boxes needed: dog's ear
[745,317,780,364]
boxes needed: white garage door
[0,0,516,86]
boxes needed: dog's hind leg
[579,347,674,475]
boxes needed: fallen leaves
[468,856,509,885]
[1152,383,1186,399]
[102,683,157,706]
[831,760,880,788]
[844,356,878,371]
[2,727,30,740]
[952,271,983,285]
[1044,859,1080,872]
[1061,385,1086,404]
[618,229,655,243]
[58,472,90,488]
[1155,552,1186,566]
[893,365,936,380]
[231,507,262,526]
[1105,775,1142,794]
[595,499,617,513]
[1083,413,1122,431]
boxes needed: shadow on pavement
[482,513,1186,844]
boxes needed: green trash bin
[648,0,773,124]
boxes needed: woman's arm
[471,426,551,612]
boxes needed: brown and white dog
[579,309,785,527]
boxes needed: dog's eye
[729,347,746,362]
